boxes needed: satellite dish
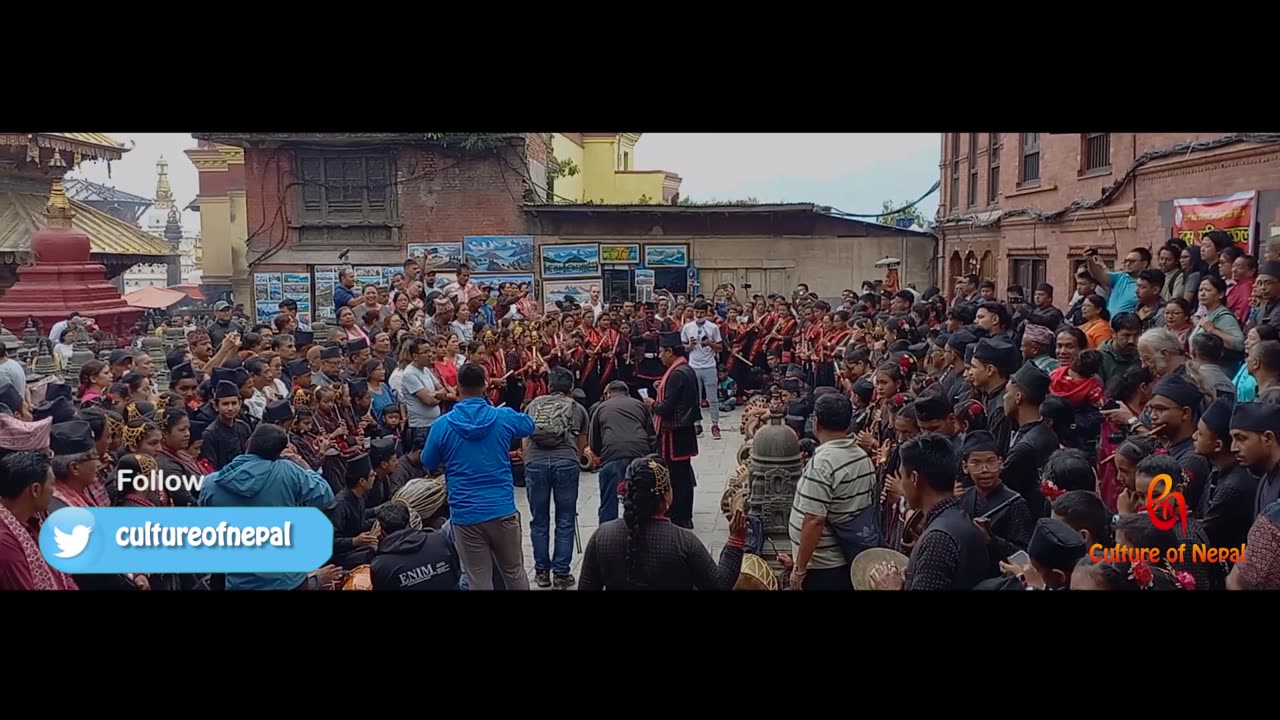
[874,257,902,268]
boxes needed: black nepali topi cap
[294,329,315,347]
[1230,401,1280,435]
[0,384,22,414]
[1260,261,1280,280]
[344,338,369,354]
[189,419,209,439]
[961,430,999,457]
[108,349,134,366]
[345,452,372,482]
[263,399,294,424]
[1011,361,1051,405]
[169,362,196,384]
[907,342,928,359]
[781,377,802,392]
[786,364,806,380]
[211,366,249,389]
[1028,517,1087,575]
[641,302,656,311]
[50,419,95,455]
[166,349,188,370]
[852,378,874,403]
[946,330,977,355]
[286,358,312,377]
[973,338,1017,372]
[214,380,240,399]
[44,383,74,404]
[1201,397,1235,441]
[320,346,343,360]
[370,436,397,465]
[1035,282,1054,295]
[659,331,682,349]
[347,379,369,399]
[33,396,76,425]
[1152,373,1202,410]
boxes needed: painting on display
[542,279,599,312]
[314,266,339,321]
[282,272,314,326]
[464,235,534,273]
[644,244,689,268]
[540,243,601,278]
[408,242,463,271]
[253,272,283,324]
[600,243,640,264]
[474,273,536,297]
[432,273,456,291]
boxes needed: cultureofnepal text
[114,522,293,548]
[1088,544,1246,565]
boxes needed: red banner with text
[1173,191,1258,254]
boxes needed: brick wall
[938,133,1280,298]
[242,141,531,266]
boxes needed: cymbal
[851,547,909,591]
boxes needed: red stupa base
[0,224,142,338]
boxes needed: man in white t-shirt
[680,300,724,439]
[400,337,446,451]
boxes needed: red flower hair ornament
[967,401,984,417]
[1039,479,1066,501]
[1175,571,1196,591]
[1130,561,1155,588]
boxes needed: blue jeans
[525,457,580,576]
[598,457,635,524]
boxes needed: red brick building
[935,133,1280,299]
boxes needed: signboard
[1173,191,1258,254]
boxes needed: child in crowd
[961,430,1035,576]
[717,366,738,413]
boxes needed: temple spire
[44,179,76,228]
[153,155,174,210]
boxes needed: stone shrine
[746,412,803,568]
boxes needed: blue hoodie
[422,396,534,525]
[198,453,335,591]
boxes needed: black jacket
[653,361,701,460]
[371,528,459,591]
[200,418,252,472]
[1002,419,1058,518]
[329,488,374,556]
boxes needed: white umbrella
[874,257,902,268]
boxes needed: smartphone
[1100,399,1120,412]
[1008,550,1030,568]
[638,388,649,400]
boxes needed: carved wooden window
[294,149,396,246]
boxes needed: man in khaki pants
[422,363,535,590]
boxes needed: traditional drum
[850,547,910,591]
[733,553,778,591]
[342,564,373,591]
[393,477,447,521]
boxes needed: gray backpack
[529,395,574,449]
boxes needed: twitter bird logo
[53,524,92,558]
[40,507,98,570]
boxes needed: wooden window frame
[988,133,1001,206]
[967,133,979,208]
[1019,132,1041,188]
[292,148,399,248]
[1080,132,1112,175]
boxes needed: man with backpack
[787,393,878,591]
[523,367,589,590]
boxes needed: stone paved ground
[513,408,744,589]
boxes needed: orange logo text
[1146,473,1186,534]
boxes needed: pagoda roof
[0,133,128,163]
[63,177,154,206]
[0,189,173,261]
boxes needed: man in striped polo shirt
[788,393,877,591]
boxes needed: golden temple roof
[0,133,128,163]
[0,189,172,258]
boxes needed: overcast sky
[66,133,940,232]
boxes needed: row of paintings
[407,237,689,279]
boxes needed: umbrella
[874,257,902,268]
[122,286,187,309]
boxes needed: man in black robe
[342,338,371,383]
[200,380,252,472]
[1227,402,1280,520]
[935,330,976,406]
[329,452,378,569]
[971,338,1017,456]
[645,331,701,529]
[1146,374,1213,512]
[367,436,398,509]
[961,430,1034,574]
[629,302,672,400]
[1194,398,1258,553]
[1002,362,1058,517]
[168,361,201,409]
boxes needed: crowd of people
[4,228,1280,591]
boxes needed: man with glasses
[1084,246,1150,317]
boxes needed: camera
[742,282,752,290]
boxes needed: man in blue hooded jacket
[199,424,341,591]
[423,362,535,591]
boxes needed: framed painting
[600,243,640,264]
[407,242,463,271]
[463,235,534,273]
[542,279,599,312]
[540,243,601,278]
[644,244,689,268]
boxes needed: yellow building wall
[581,136,617,204]
[550,134,585,202]
[614,172,670,204]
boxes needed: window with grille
[1082,133,1111,172]
[967,134,979,207]
[1009,257,1047,290]
[294,149,396,246]
[1020,132,1040,185]
[988,133,1001,205]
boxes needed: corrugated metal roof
[0,190,173,257]
[43,133,126,151]
[64,177,153,205]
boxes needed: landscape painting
[645,244,689,268]
[464,235,534,273]
[474,273,536,297]
[600,243,640,264]
[541,243,601,278]
[408,242,463,271]
[542,279,598,312]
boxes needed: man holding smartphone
[681,301,724,440]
